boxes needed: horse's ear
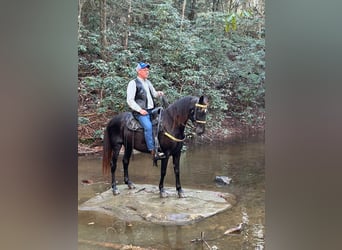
[199,95,208,105]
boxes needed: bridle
[193,103,208,124]
[183,101,208,135]
[163,100,208,142]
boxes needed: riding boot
[153,136,165,159]
[150,150,158,167]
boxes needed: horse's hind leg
[111,143,122,195]
[123,145,135,189]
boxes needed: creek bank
[78,116,264,156]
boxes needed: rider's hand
[139,109,148,115]
[157,91,164,96]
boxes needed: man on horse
[127,62,165,161]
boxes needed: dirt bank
[78,113,264,156]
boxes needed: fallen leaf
[81,179,94,184]
[224,223,243,235]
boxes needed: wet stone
[78,184,236,225]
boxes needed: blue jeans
[137,110,154,151]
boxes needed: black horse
[102,95,209,198]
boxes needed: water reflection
[78,134,265,249]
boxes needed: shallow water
[78,134,265,249]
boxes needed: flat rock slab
[78,184,236,225]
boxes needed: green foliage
[93,129,104,139]
[78,117,89,125]
[79,0,265,135]
[225,10,254,33]
[225,13,237,32]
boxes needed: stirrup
[155,151,165,159]
[152,152,165,167]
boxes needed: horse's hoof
[160,188,167,198]
[178,189,185,198]
[112,188,120,195]
[160,191,168,198]
[128,182,136,189]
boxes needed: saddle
[126,107,163,131]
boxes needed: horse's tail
[102,127,112,176]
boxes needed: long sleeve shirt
[126,77,159,112]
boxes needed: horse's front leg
[159,157,169,198]
[123,146,135,189]
[173,153,185,198]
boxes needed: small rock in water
[215,176,232,185]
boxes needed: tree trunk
[228,0,233,12]
[78,0,88,39]
[99,0,108,56]
[124,0,132,49]
[188,0,196,21]
[212,0,220,11]
[181,0,186,29]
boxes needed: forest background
[78,0,265,153]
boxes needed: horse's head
[189,96,209,135]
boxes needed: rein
[164,131,186,142]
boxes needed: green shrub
[78,0,265,137]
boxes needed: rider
[127,62,165,160]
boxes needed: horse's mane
[164,96,198,129]
[166,96,197,113]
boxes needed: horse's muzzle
[195,125,205,135]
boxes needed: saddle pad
[126,114,142,131]
[126,113,159,131]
